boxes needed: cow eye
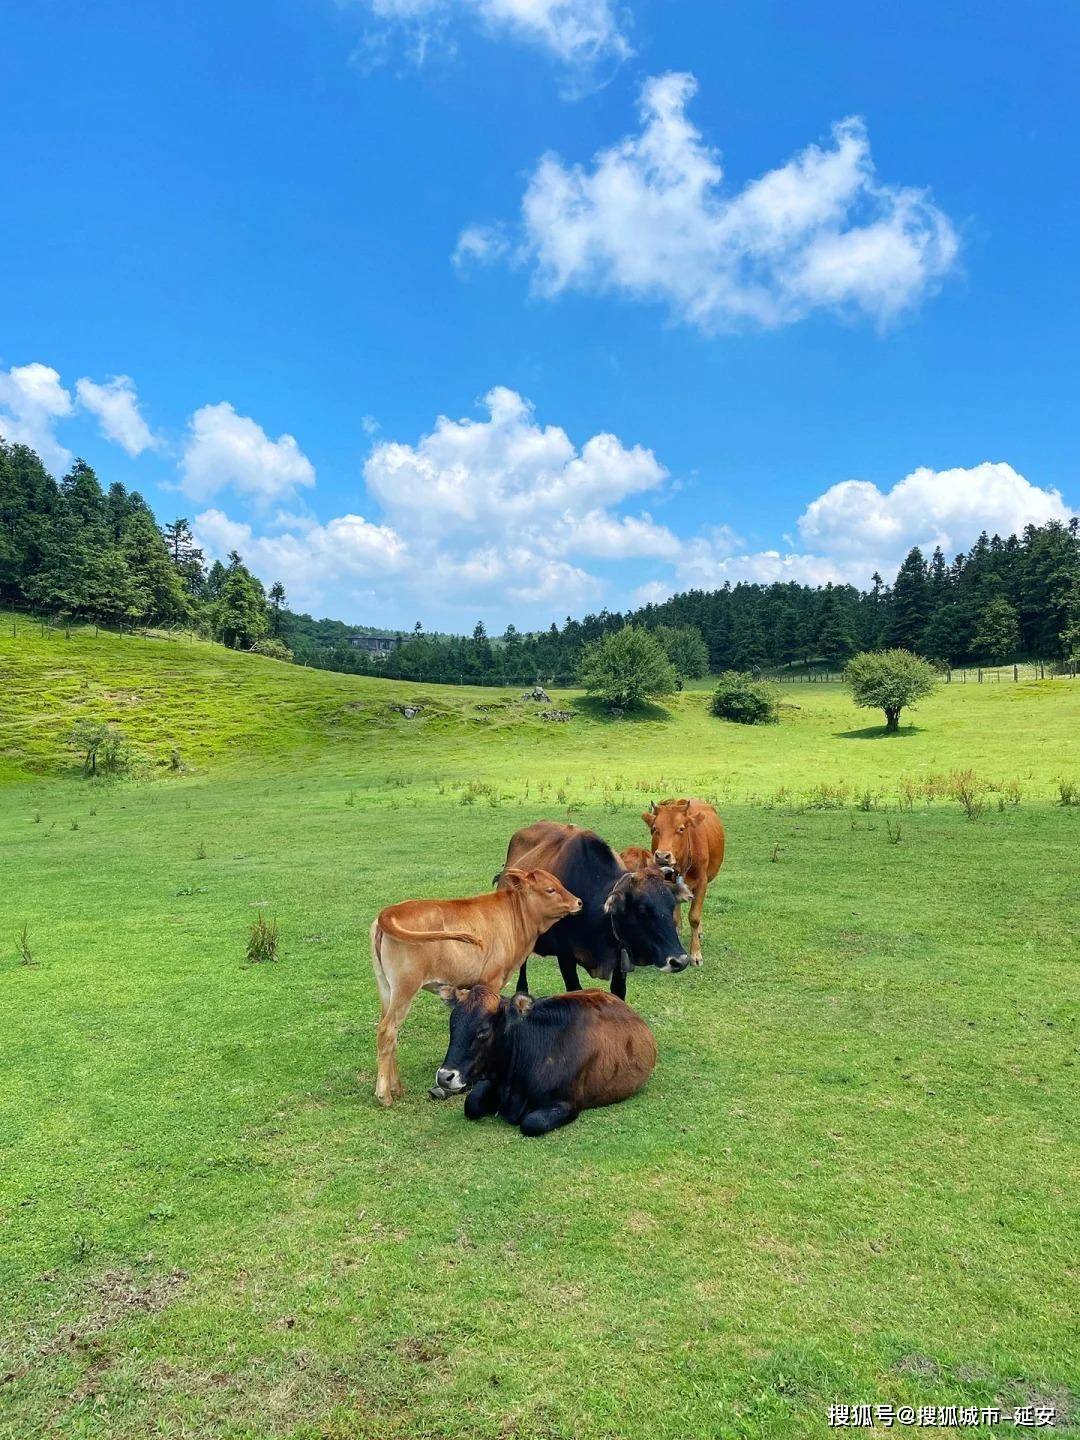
[677,826,685,834]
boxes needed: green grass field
[1,615,1078,1439]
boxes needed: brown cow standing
[641,798,725,965]
[370,869,581,1106]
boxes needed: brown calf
[369,869,581,1106]
[641,798,726,964]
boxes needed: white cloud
[453,223,513,269]
[797,461,1072,564]
[193,507,407,613]
[75,375,159,457]
[180,402,316,504]
[464,72,959,331]
[364,385,667,536]
[358,0,629,85]
[0,362,74,473]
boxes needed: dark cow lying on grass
[434,985,657,1136]
[497,821,692,1000]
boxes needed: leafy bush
[250,637,294,662]
[67,720,129,777]
[654,624,709,680]
[843,649,940,732]
[710,672,779,725]
[577,626,676,711]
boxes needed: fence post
[1013,664,1018,682]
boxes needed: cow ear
[511,994,533,1016]
[501,868,527,892]
[436,984,458,1005]
[603,872,634,913]
[641,811,655,828]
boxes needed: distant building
[348,632,401,659]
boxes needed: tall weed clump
[246,913,279,964]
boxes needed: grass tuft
[246,912,279,965]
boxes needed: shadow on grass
[834,725,923,740]
[569,695,675,724]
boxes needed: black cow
[496,821,691,999]
[434,984,657,1136]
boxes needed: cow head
[603,867,689,974]
[499,867,582,930]
[435,985,530,1094]
[642,799,700,875]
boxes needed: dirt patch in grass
[1,1265,187,1387]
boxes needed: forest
[2,436,1078,685]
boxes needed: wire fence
[760,662,1078,684]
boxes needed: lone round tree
[843,649,940,732]
[577,626,676,711]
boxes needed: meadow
[1,615,1077,1439]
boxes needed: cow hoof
[690,954,704,966]
[376,1091,394,1107]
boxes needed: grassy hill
[1,617,1078,1439]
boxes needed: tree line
[2,435,1078,679]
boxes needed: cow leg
[688,885,706,964]
[464,1079,500,1121]
[557,956,581,992]
[515,960,530,995]
[610,967,627,1001]
[520,1102,577,1137]
[375,980,418,1105]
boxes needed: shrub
[250,637,294,662]
[843,649,940,732]
[1058,778,1078,807]
[653,624,710,681]
[710,672,779,725]
[67,720,128,777]
[577,627,676,711]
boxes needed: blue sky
[2,0,1077,629]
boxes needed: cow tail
[376,913,482,947]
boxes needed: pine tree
[214,558,267,647]
[815,584,855,667]
[887,547,930,651]
[163,518,206,596]
[971,596,1020,664]
[268,581,287,635]
[121,507,191,626]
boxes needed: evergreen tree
[887,547,930,651]
[268,581,287,635]
[121,507,191,625]
[163,518,206,596]
[971,596,1020,664]
[214,559,267,647]
[815,584,855,667]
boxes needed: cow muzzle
[435,1067,467,1094]
[658,955,690,974]
[654,850,676,867]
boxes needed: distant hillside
[0,612,573,781]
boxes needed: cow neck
[507,886,535,948]
[603,882,631,961]
[682,816,697,877]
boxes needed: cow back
[501,825,624,977]
[502,991,656,1117]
